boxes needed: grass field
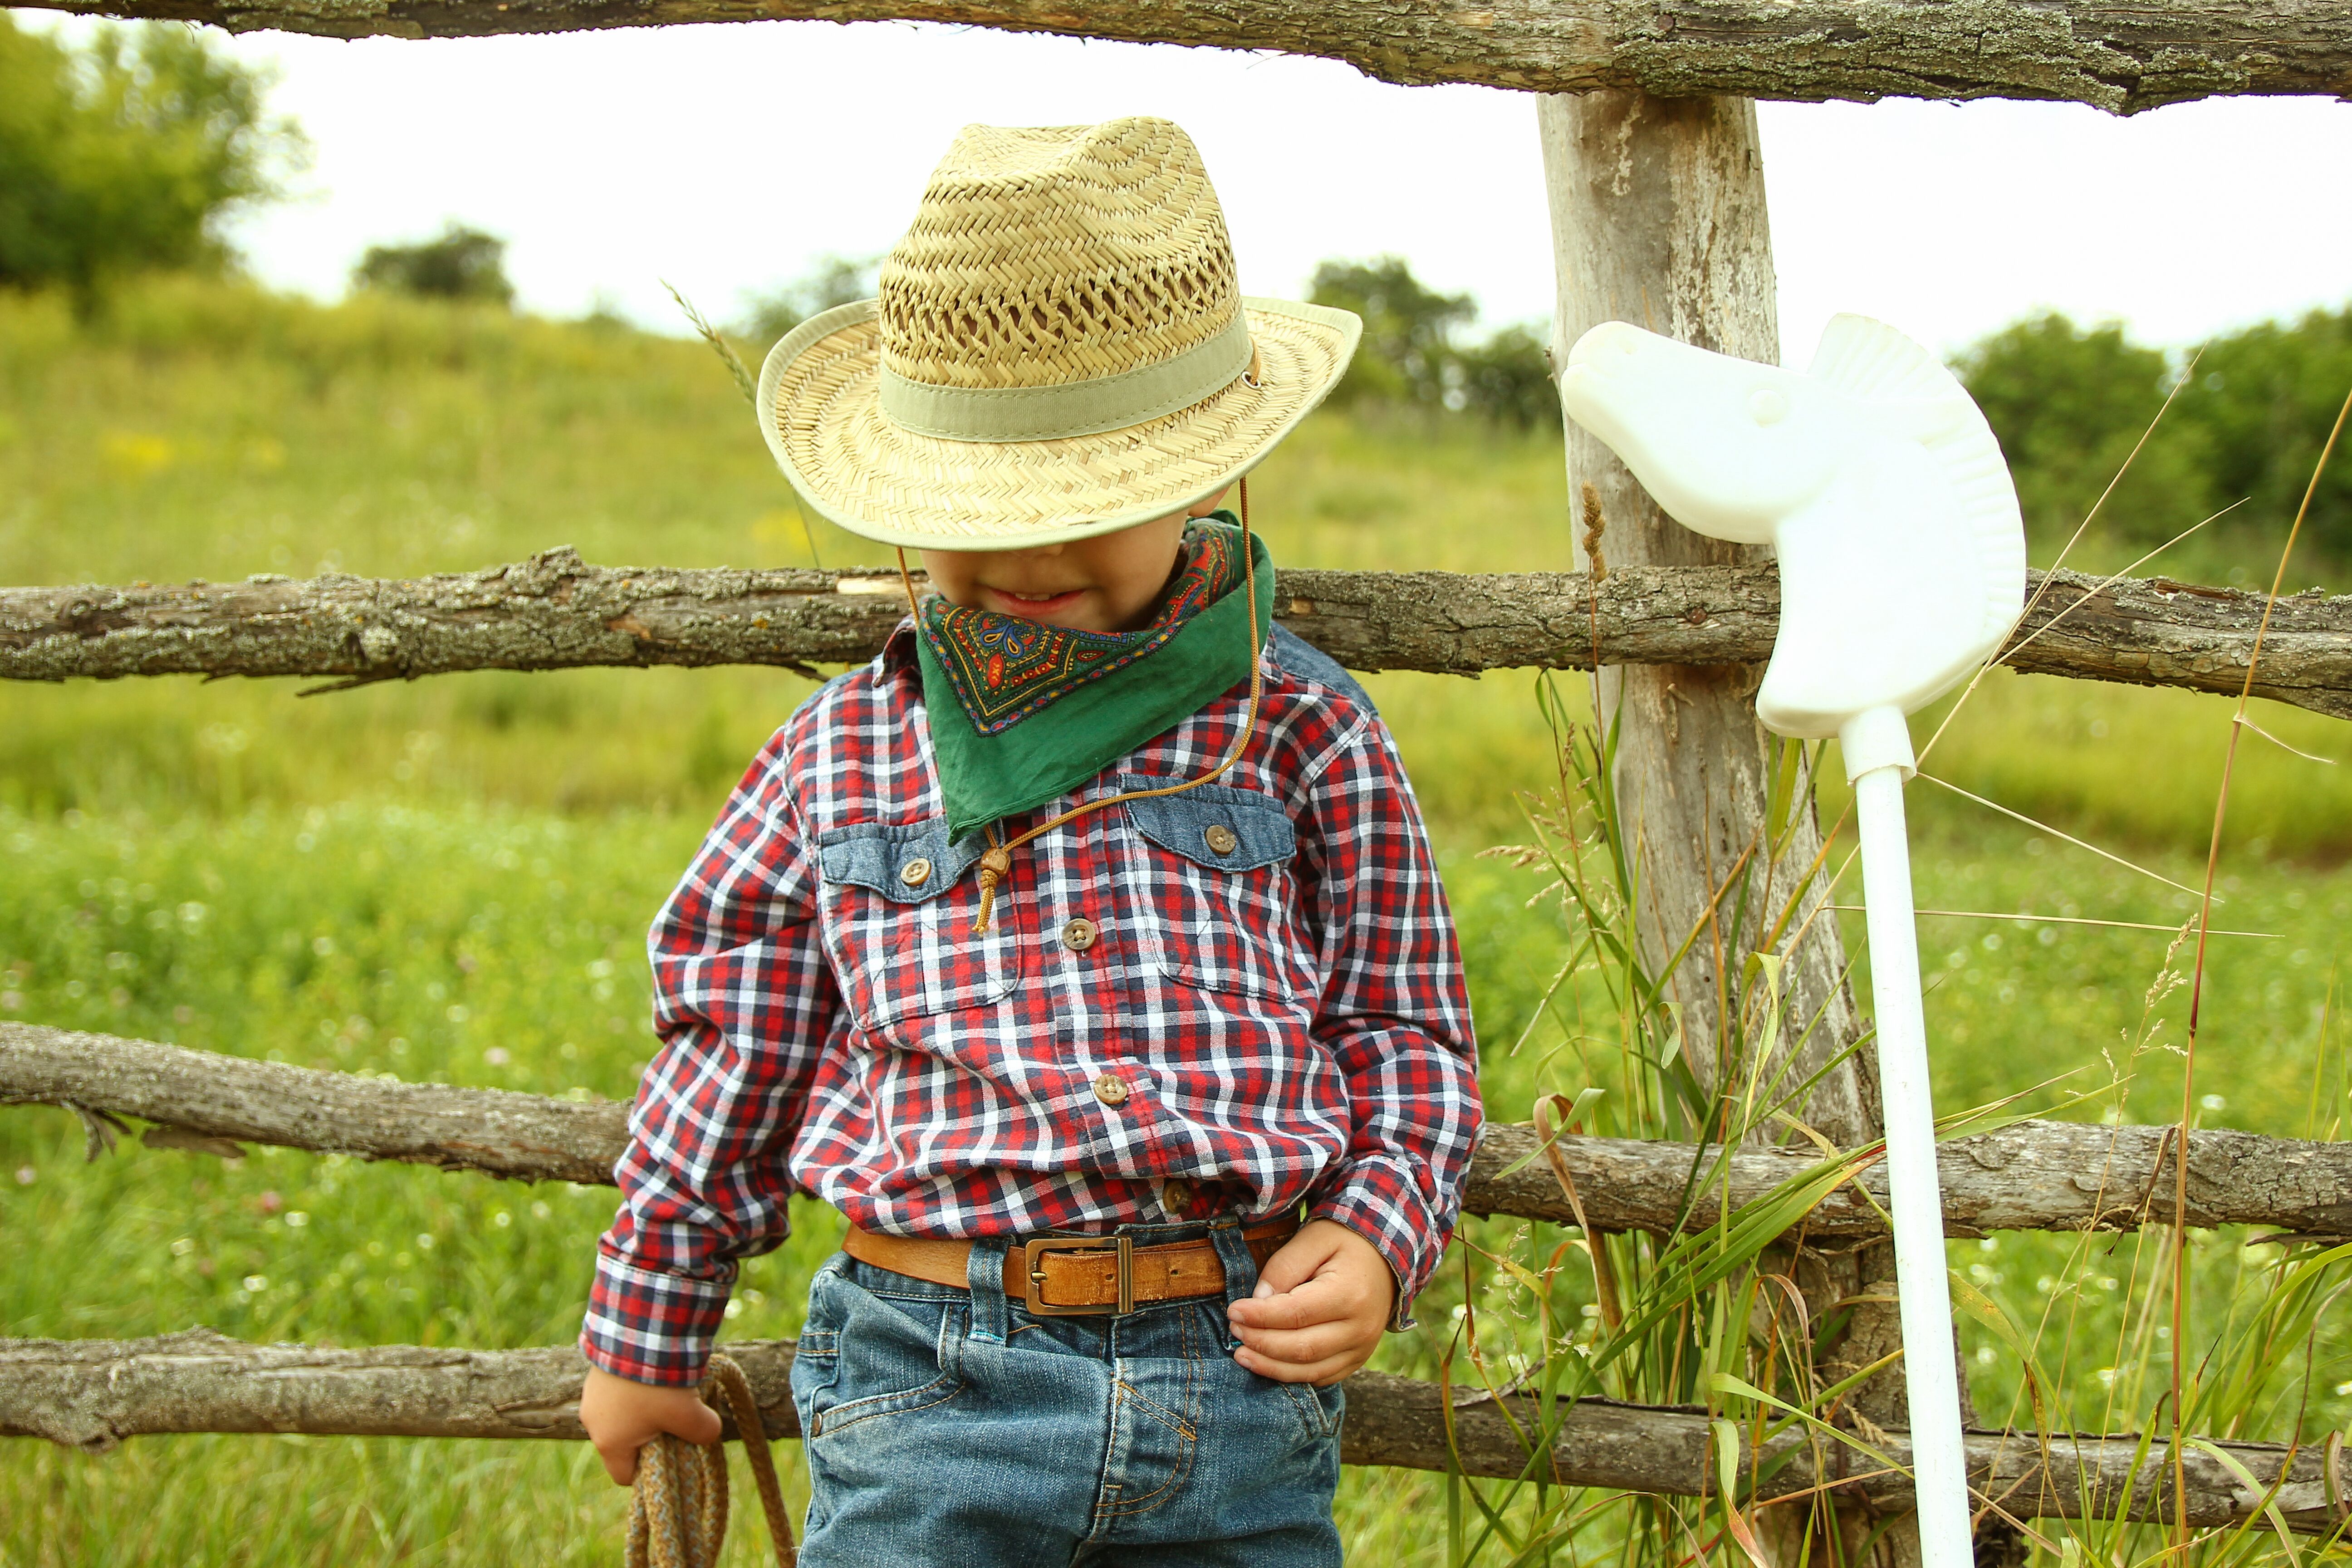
[4,278,2350,1564]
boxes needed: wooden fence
[10,0,2352,1552]
[6,553,2352,1530]
[7,1016,2352,1528]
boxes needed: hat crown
[878,118,1240,393]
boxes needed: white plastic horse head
[1557,314,2026,751]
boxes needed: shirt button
[1161,1179,1194,1215]
[1092,1073,1130,1107]
[1061,917,1098,952]
[1203,824,1239,856]
[898,857,932,888]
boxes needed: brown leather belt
[843,1219,1298,1317]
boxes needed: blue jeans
[789,1221,1344,1566]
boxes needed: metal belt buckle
[1022,1234,1134,1316]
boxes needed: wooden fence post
[1539,90,1970,1565]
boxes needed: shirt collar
[876,617,922,686]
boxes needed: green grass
[5,276,2352,1563]
[6,803,2344,1563]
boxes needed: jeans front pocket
[789,1261,848,1442]
[1277,1377,1347,1445]
[800,1269,968,1443]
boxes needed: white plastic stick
[1851,746,1972,1562]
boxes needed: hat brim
[757,298,1361,551]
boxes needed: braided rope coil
[625,1355,796,1568]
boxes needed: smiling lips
[983,586,1089,618]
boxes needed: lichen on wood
[33,0,2352,113]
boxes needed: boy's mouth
[981,586,1089,618]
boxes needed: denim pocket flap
[818,820,989,904]
[1121,782,1295,872]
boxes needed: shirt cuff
[1308,1155,1450,1332]
[581,1248,736,1386]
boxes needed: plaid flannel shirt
[582,622,1481,1385]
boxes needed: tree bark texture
[1466,1118,2352,1242]
[16,1026,2352,1242]
[9,1332,2347,1534]
[1,1023,628,1187]
[35,0,2352,113]
[14,553,2349,719]
[1541,88,1872,1147]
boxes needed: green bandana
[916,518,1274,840]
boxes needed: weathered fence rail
[11,553,2352,720]
[7,1328,2345,1532]
[10,1024,2352,1242]
[40,0,2352,113]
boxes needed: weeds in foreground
[1436,695,2352,1564]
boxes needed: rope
[625,1355,796,1568]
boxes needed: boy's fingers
[1229,1285,1337,1331]
[596,1436,642,1486]
[1233,1341,1367,1386]
[679,1398,724,1445]
[1231,1319,1364,1366]
[1251,1230,1342,1298]
[591,1397,720,1487]
[1229,1265,1376,1331]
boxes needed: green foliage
[736,252,877,346]
[2183,307,2352,560]
[352,223,514,306]
[0,14,299,304]
[1957,306,2352,569]
[1310,255,1476,407]
[1955,312,2215,553]
[1450,322,1558,432]
[1309,255,1558,430]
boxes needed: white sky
[24,10,2352,358]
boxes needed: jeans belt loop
[1020,1233,1133,1317]
[967,1235,1011,1343]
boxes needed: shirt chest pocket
[817,821,1027,1028]
[1117,781,1312,1004]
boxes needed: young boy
[579,116,1481,1564]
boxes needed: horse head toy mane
[1557,314,2024,773]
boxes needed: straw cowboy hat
[756,117,1362,550]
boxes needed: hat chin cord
[887,477,1267,936]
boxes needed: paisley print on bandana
[919,524,1244,735]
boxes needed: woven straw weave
[756,117,1360,549]
[880,119,1239,392]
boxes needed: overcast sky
[26,10,2352,359]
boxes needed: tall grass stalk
[2171,380,2352,1547]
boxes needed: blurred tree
[1453,323,1559,431]
[2173,307,2352,561]
[739,253,877,344]
[353,224,514,306]
[0,14,301,307]
[1309,256,1475,407]
[1956,312,2215,552]
[1308,256,1557,428]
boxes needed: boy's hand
[580,1364,723,1485]
[1225,1219,1395,1386]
